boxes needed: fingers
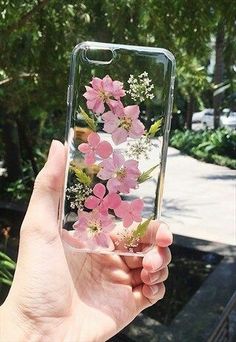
[21,140,66,240]
[122,256,143,270]
[141,266,168,285]
[132,246,171,310]
[142,282,166,305]
[142,246,172,273]
[133,282,166,311]
[130,266,168,288]
[130,247,170,287]
[138,220,172,248]
[156,221,173,247]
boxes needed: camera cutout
[84,48,114,65]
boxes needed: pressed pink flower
[83,75,125,115]
[85,183,121,214]
[97,151,141,194]
[78,132,113,165]
[73,209,115,248]
[114,199,144,228]
[102,104,145,145]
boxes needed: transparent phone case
[61,41,175,256]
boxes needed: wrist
[0,301,42,342]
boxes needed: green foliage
[70,165,92,186]
[78,107,97,132]
[170,128,236,169]
[148,118,163,137]
[132,216,153,239]
[0,0,236,199]
[0,251,16,286]
[138,164,159,184]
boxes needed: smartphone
[60,41,175,256]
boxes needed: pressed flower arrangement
[62,42,175,256]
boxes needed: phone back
[61,41,175,256]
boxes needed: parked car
[192,109,214,129]
[192,110,205,123]
[220,110,236,130]
[192,108,236,130]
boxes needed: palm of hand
[1,142,171,342]
[8,234,151,342]
[61,246,150,341]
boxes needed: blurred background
[0,1,235,341]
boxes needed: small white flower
[126,136,152,160]
[127,71,155,102]
[66,183,92,210]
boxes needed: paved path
[162,147,236,245]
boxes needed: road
[162,147,236,245]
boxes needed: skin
[0,140,172,342]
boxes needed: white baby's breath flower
[127,71,155,102]
[126,136,152,160]
[66,183,92,210]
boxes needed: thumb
[21,140,66,241]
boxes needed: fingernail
[151,284,159,295]
[151,256,163,272]
[47,140,58,161]
[150,272,160,283]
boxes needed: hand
[0,140,172,342]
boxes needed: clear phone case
[60,41,175,256]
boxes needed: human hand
[0,140,172,342]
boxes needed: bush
[170,128,236,169]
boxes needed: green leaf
[0,269,13,280]
[133,216,153,239]
[70,166,92,186]
[79,106,97,131]
[0,260,16,270]
[0,251,14,262]
[138,164,159,184]
[148,118,163,137]
[0,277,12,286]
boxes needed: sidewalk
[162,147,236,245]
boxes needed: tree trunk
[17,117,38,178]
[186,95,195,130]
[213,21,225,129]
[2,117,23,182]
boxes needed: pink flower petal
[123,214,134,228]
[97,167,113,180]
[95,233,110,247]
[96,141,113,159]
[93,183,106,199]
[84,150,95,165]
[131,198,144,212]
[91,77,103,90]
[88,132,100,147]
[102,111,119,133]
[129,119,145,137]
[87,99,98,111]
[83,86,98,100]
[113,103,124,117]
[112,151,125,169]
[114,202,129,218]
[112,127,128,145]
[102,75,113,92]
[107,178,121,193]
[105,193,121,209]
[93,99,105,114]
[84,196,101,209]
[124,105,140,119]
[98,202,109,215]
[112,81,125,99]
[78,143,90,153]
[132,213,142,222]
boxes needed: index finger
[139,220,173,247]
